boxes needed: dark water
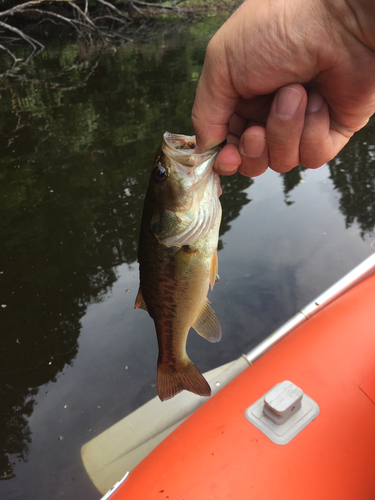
[1,18,374,500]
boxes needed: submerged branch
[129,0,182,11]
[0,0,233,73]
[96,0,130,19]
[0,42,17,63]
[0,19,44,51]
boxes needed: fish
[135,132,223,401]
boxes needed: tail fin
[157,359,211,402]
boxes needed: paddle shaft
[245,252,375,364]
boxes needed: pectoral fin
[209,249,218,290]
[151,210,180,245]
[192,299,222,343]
[134,287,148,311]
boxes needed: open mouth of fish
[162,132,224,177]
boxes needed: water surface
[1,18,374,500]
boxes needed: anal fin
[192,299,222,343]
[134,286,148,311]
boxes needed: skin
[192,0,375,177]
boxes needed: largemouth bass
[135,132,223,401]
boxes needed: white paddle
[81,252,375,495]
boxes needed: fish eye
[153,163,168,182]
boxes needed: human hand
[192,0,375,177]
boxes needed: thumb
[192,39,239,152]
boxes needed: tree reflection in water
[280,116,375,239]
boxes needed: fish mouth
[164,133,196,153]
[162,132,223,172]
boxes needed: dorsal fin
[134,287,148,311]
[192,299,222,343]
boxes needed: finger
[214,143,241,175]
[215,116,269,177]
[227,113,247,140]
[212,113,247,175]
[300,89,352,168]
[266,84,307,173]
[234,94,273,126]
[238,126,269,177]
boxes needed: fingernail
[306,91,324,113]
[194,145,203,154]
[275,87,303,119]
[242,135,266,158]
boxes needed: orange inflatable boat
[87,253,375,500]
